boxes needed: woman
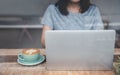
[41,0,104,48]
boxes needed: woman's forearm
[41,37,45,48]
[41,25,52,48]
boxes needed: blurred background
[0,0,120,48]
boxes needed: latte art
[22,48,40,55]
[26,49,37,55]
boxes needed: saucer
[17,54,45,66]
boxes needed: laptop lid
[45,30,116,70]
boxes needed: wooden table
[0,49,119,75]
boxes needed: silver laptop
[45,30,116,70]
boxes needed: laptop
[45,30,116,70]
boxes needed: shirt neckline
[68,5,93,15]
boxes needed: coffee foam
[26,49,37,55]
[23,49,40,55]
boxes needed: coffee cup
[18,48,40,62]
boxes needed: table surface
[0,48,120,75]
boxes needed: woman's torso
[43,4,103,30]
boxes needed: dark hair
[55,0,91,15]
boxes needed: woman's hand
[41,25,52,48]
